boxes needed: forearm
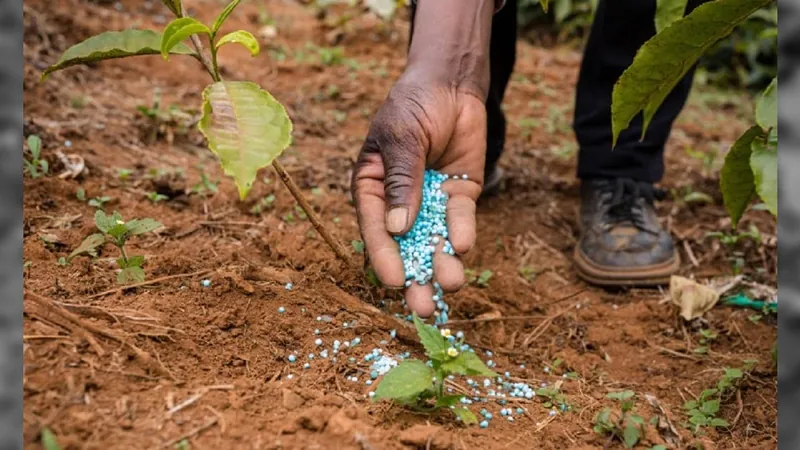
[404,0,497,100]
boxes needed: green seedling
[192,170,219,197]
[42,0,356,268]
[24,135,49,179]
[351,240,365,254]
[117,168,134,181]
[137,88,195,144]
[372,314,498,424]
[685,146,719,177]
[535,384,570,412]
[465,269,493,287]
[593,390,645,449]
[694,328,717,354]
[250,193,276,214]
[682,364,753,434]
[76,188,86,201]
[69,211,162,284]
[146,191,169,203]
[88,196,112,209]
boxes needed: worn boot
[574,178,679,286]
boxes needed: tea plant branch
[181,13,355,268]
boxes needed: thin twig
[272,160,355,268]
[683,240,700,267]
[445,314,545,325]
[25,290,173,378]
[87,269,214,299]
[161,417,219,449]
[181,10,354,269]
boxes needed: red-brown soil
[22,1,777,449]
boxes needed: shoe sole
[572,246,680,287]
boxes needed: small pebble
[315,338,323,346]
[287,354,296,363]
[201,279,211,288]
[278,306,286,314]
[285,282,293,290]
[303,363,310,369]
[479,420,488,428]
[314,329,320,335]
[286,374,294,380]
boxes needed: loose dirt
[23,1,777,449]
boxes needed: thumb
[365,102,428,235]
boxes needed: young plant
[693,328,717,354]
[191,169,219,197]
[70,211,162,284]
[146,191,169,203]
[465,269,493,288]
[682,364,752,433]
[249,193,275,214]
[372,314,498,424]
[611,0,777,227]
[88,196,112,209]
[535,384,570,412]
[24,135,49,179]
[42,0,353,267]
[593,390,645,449]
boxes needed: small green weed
[372,314,498,424]
[694,329,718,354]
[192,170,219,196]
[535,384,570,412]
[41,427,62,450]
[146,192,169,203]
[593,390,645,448]
[88,196,112,209]
[682,364,753,434]
[519,266,539,281]
[69,211,161,284]
[24,135,49,179]
[465,269,493,287]
[250,193,276,214]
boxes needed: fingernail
[386,207,408,234]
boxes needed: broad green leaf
[213,0,242,34]
[623,424,641,448]
[68,233,105,261]
[700,388,718,400]
[554,0,572,23]
[724,368,743,379]
[700,399,720,415]
[216,30,260,56]
[94,210,123,234]
[436,394,464,408]
[27,135,41,158]
[412,313,447,360]
[441,351,499,377]
[721,126,763,227]
[540,0,550,13]
[365,0,397,20]
[755,77,777,131]
[42,30,193,79]
[161,0,182,17]
[606,390,635,401]
[611,0,772,146]
[198,81,293,199]
[125,218,162,235]
[373,360,434,401]
[750,134,777,216]
[41,428,63,450]
[118,255,145,269]
[161,18,211,59]
[118,266,146,284]
[452,407,478,425]
[628,414,645,425]
[655,0,688,33]
[710,417,730,427]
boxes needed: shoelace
[598,178,666,233]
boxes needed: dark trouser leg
[409,0,517,181]
[484,0,518,180]
[574,0,702,183]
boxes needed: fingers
[444,194,476,254]
[365,93,429,235]
[352,153,405,288]
[433,248,465,292]
[405,283,435,318]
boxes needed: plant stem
[272,160,355,268]
[117,243,129,265]
[180,16,354,269]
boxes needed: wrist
[406,0,495,100]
